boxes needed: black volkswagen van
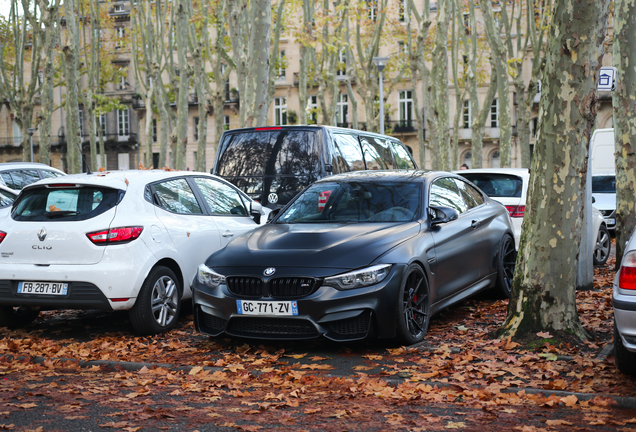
[212,125,417,208]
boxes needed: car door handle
[222,231,234,238]
[471,220,481,228]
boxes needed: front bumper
[192,264,405,341]
[613,284,636,351]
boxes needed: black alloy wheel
[396,263,430,345]
[495,234,516,298]
[0,305,40,329]
[593,225,611,266]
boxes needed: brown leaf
[546,420,572,426]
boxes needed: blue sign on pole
[598,67,617,91]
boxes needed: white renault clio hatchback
[0,170,266,335]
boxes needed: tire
[129,266,181,335]
[614,320,636,376]
[0,305,40,329]
[593,225,611,266]
[396,263,430,345]
[495,234,516,298]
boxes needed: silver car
[0,162,65,190]
[614,230,636,375]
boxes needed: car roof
[315,169,443,183]
[220,124,406,141]
[0,162,65,173]
[22,169,228,191]
[455,168,530,176]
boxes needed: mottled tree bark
[63,0,82,173]
[499,0,610,341]
[613,0,636,266]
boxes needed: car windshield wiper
[45,211,79,218]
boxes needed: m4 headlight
[197,264,226,288]
[324,264,392,290]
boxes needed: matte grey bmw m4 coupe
[192,170,516,345]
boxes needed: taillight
[619,252,636,290]
[0,231,6,244]
[505,205,526,218]
[86,227,143,245]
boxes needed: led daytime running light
[197,264,226,288]
[324,264,392,290]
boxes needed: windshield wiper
[45,211,79,218]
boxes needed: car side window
[0,189,15,207]
[1,170,40,190]
[390,140,416,169]
[40,170,64,179]
[332,133,365,172]
[360,136,393,170]
[454,179,481,210]
[462,181,484,206]
[193,177,248,216]
[429,177,467,214]
[153,178,203,215]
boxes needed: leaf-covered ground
[1,241,636,430]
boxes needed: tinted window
[153,179,203,214]
[278,181,421,223]
[0,189,16,208]
[1,169,40,190]
[12,186,121,221]
[216,130,320,178]
[460,173,523,198]
[361,137,393,170]
[194,177,247,216]
[429,177,466,213]
[332,134,365,172]
[390,140,416,169]
[454,179,481,209]
[592,175,616,193]
[41,169,64,179]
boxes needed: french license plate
[607,218,616,225]
[236,300,298,316]
[18,281,68,296]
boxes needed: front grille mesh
[328,312,371,335]
[226,276,319,298]
[228,317,319,337]
[227,277,263,297]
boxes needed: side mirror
[251,201,262,224]
[429,205,459,226]
[267,208,281,223]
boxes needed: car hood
[205,222,421,271]
[592,193,616,210]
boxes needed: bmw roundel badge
[263,267,276,276]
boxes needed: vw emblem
[268,193,279,204]
[37,228,47,242]
[263,267,276,277]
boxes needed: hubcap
[151,276,178,327]
[403,269,428,338]
[502,237,516,292]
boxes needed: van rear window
[12,186,123,221]
[216,130,320,177]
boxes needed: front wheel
[0,305,40,329]
[129,266,181,335]
[593,225,611,266]
[396,263,430,345]
[495,234,516,298]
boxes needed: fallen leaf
[536,331,552,338]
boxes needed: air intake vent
[270,278,318,298]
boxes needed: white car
[613,228,636,375]
[0,162,65,190]
[0,184,17,218]
[592,172,616,230]
[0,170,267,334]
[458,168,611,266]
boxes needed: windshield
[592,175,616,193]
[459,173,524,198]
[278,181,421,223]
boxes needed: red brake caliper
[413,294,417,319]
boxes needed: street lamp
[27,128,36,162]
[372,56,389,134]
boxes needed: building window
[223,115,230,130]
[115,27,125,48]
[118,75,127,90]
[118,108,129,137]
[493,8,502,32]
[114,3,125,12]
[398,41,408,66]
[152,118,157,142]
[463,151,472,169]
[78,111,84,136]
[399,0,406,22]
[12,121,22,145]
[274,97,287,125]
[463,13,471,35]
[398,90,413,126]
[307,95,318,124]
[490,99,499,128]
[336,93,348,126]
[193,117,199,141]
[37,70,43,86]
[276,51,286,80]
[224,79,230,101]
[337,49,346,77]
[491,150,501,168]
[367,0,377,21]
[95,114,106,136]
[531,117,538,137]
[462,100,471,129]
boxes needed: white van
[590,129,616,229]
